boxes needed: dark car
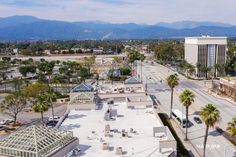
[182,120,193,128]
[193,117,202,124]
[46,120,58,128]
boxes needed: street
[138,61,236,157]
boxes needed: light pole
[145,76,151,93]
[140,60,143,82]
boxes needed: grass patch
[158,113,190,157]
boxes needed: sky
[0,0,236,24]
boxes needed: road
[16,54,127,61]
[138,61,236,157]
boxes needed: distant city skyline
[0,0,236,24]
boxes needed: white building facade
[185,36,227,78]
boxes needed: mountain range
[0,15,236,40]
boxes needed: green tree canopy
[25,83,50,97]
[227,117,236,136]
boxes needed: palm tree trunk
[51,103,55,120]
[203,125,209,157]
[55,83,58,92]
[41,111,44,125]
[170,88,174,119]
[13,114,17,126]
[48,75,51,85]
[4,83,6,93]
[185,106,189,140]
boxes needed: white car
[0,119,13,125]
[48,116,60,121]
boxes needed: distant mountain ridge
[155,21,233,29]
[0,15,236,40]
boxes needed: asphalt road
[138,61,236,157]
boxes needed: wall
[49,138,79,157]
[184,44,198,65]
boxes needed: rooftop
[185,36,227,39]
[185,36,227,45]
[71,83,94,93]
[124,76,142,84]
[61,103,174,157]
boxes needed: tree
[46,88,57,121]
[154,42,183,63]
[37,61,55,84]
[215,64,225,77]
[113,56,123,65]
[12,77,23,93]
[32,94,49,125]
[83,56,95,71]
[19,65,36,77]
[95,73,99,86]
[80,67,90,82]
[119,67,131,75]
[166,74,179,118]
[186,64,195,77]
[200,104,220,157]
[179,90,195,140]
[127,50,145,77]
[25,83,50,98]
[52,74,61,92]
[0,93,27,125]
[2,57,11,63]
[227,117,236,136]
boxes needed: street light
[145,76,151,92]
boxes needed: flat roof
[185,36,227,45]
[61,103,167,157]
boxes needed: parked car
[193,117,202,124]
[0,119,13,125]
[46,120,58,128]
[182,120,193,128]
[48,116,60,122]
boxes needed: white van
[172,109,190,128]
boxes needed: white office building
[185,36,227,78]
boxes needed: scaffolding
[0,125,77,157]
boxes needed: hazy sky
[0,0,236,24]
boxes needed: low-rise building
[219,77,236,101]
[69,83,96,110]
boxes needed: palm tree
[95,73,99,86]
[187,64,195,77]
[166,74,179,118]
[52,74,60,92]
[200,104,220,157]
[196,63,203,78]
[32,94,49,125]
[46,88,56,121]
[227,117,236,136]
[179,90,195,140]
[215,64,225,77]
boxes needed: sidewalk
[202,89,236,106]
[171,119,201,157]
[155,106,201,157]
